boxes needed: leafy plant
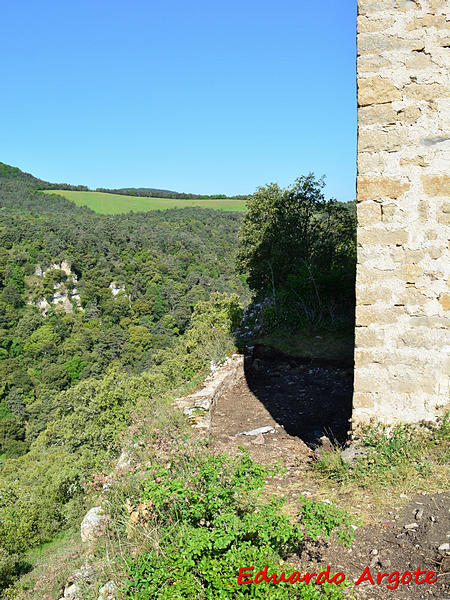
[119,450,353,599]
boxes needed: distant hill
[0,162,94,215]
[0,162,248,214]
[95,186,249,201]
[0,162,88,192]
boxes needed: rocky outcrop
[30,260,82,314]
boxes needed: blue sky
[1,1,357,200]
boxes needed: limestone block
[398,264,424,283]
[400,156,428,166]
[358,77,401,106]
[358,0,396,13]
[407,15,450,31]
[357,16,395,32]
[353,392,375,409]
[381,203,398,221]
[358,0,419,14]
[358,224,409,245]
[429,0,448,9]
[358,128,407,152]
[396,286,429,305]
[357,55,391,73]
[397,105,422,123]
[405,52,434,70]
[438,34,450,48]
[358,34,425,55]
[357,151,385,173]
[356,285,393,304]
[355,326,386,347]
[358,176,410,201]
[359,104,397,125]
[404,83,449,102]
[357,201,382,226]
[418,199,429,222]
[422,176,450,197]
[439,293,450,311]
[356,264,396,284]
[356,305,403,326]
[354,369,390,393]
[396,0,420,8]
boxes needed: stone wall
[354,0,450,423]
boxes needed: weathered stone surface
[355,0,449,426]
[356,305,403,326]
[400,156,428,167]
[80,507,105,543]
[381,203,397,221]
[64,584,81,599]
[398,264,424,283]
[358,34,425,55]
[404,82,449,101]
[357,151,385,173]
[405,52,434,70]
[439,293,450,311]
[396,0,420,8]
[358,128,406,152]
[358,228,409,246]
[357,201,382,226]
[355,326,385,347]
[358,15,394,32]
[359,104,397,125]
[422,175,450,197]
[357,55,391,72]
[397,105,422,123]
[341,443,369,463]
[358,0,419,14]
[429,0,447,9]
[358,77,401,106]
[358,177,410,201]
[407,15,450,31]
[356,285,393,304]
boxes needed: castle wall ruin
[354,0,449,423]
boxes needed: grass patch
[313,416,449,507]
[6,528,85,600]
[42,190,247,214]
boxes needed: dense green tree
[237,174,356,325]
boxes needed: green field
[42,189,247,214]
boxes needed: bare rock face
[80,506,105,543]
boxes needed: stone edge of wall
[173,354,245,432]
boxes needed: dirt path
[209,350,450,600]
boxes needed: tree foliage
[237,174,356,327]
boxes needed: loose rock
[80,506,105,543]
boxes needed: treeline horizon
[0,161,249,200]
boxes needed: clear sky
[1,0,357,200]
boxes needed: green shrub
[120,450,354,599]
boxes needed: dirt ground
[209,350,450,600]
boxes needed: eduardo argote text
[237,564,438,591]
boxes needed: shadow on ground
[243,344,354,447]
